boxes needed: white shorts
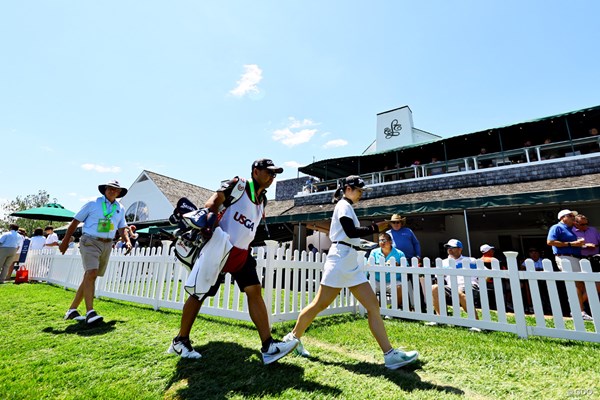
[555,255,582,272]
[320,243,367,288]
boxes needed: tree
[0,190,57,235]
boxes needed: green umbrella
[10,203,75,222]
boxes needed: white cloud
[81,163,121,173]
[272,117,320,147]
[323,139,348,149]
[229,64,263,97]
[272,128,317,147]
[284,161,303,169]
[68,192,77,197]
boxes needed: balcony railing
[301,136,600,195]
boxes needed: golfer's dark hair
[9,224,19,231]
[332,183,345,204]
[34,228,44,236]
[45,226,54,231]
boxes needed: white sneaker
[469,327,482,333]
[384,349,419,370]
[425,321,438,326]
[85,310,103,325]
[262,339,298,365]
[283,332,310,357]
[167,337,202,359]
[582,312,594,321]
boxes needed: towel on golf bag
[184,227,233,296]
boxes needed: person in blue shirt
[370,232,405,308]
[386,214,421,261]
[59,180,132,324]
[547,209,592,321]
[0,224,20,283]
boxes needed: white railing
[25,245,599,343]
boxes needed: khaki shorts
[80,235,113,276]
[555,255,582,272]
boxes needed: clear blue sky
[1,1,599,214]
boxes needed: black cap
[342,175,371,190]
[252,159,283,174]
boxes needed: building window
[125,201,149,223]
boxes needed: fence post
[263,240,278,326]
[504,251,528,339]
[153,240,172,311]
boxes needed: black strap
[332,241,363,251]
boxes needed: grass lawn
[1,282,599,400]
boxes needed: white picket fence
[24,242,600,343]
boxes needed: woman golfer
[284,175,419,369]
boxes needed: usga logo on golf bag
[233,212,255,231]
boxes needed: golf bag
[169,197,217,269]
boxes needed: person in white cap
[428,239,481,331]
[283,175,419,370]
[59,180,132,325]
[547,209,593,321]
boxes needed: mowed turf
[0,282,599,400]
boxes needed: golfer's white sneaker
[262,339,298,365]
[167,337,202,359]
[283,332,310,357]
[384,349,419,370]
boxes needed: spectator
[521,248,549,314]
[29,228,46,251]
[574,214,600,295]
[541,137,560,160]
[307,243,318,256]
[5,228,28,281]
[522,247,544,271]
[521,139,538,162]
[585,128,599,154]
[0,224,20,283]
[370,232,405,308]
[386,214,421,261]
[429,157,444,176]
[428,239,481,331]
[128,225,139,248]
[547,209,593,321]
[386,214,423,310]
[44,226,59,247]
[59,179,132,325]
[478,147,493,168]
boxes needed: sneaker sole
[385,354,419,370]
[263,341,299,365]
[86,315,103,324]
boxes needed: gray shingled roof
[266,173,600,223]
[144,171,214,208]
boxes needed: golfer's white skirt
[320,243,367,288]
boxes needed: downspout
[463,209,472,256]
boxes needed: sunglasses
[390,221,402,225]
[378,239,389,243]
[261,169,277,177]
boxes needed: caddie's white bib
[219,188,263,249]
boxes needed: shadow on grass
[42,320,120,336]
[314,357,464,396]
[164,341,341,400]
